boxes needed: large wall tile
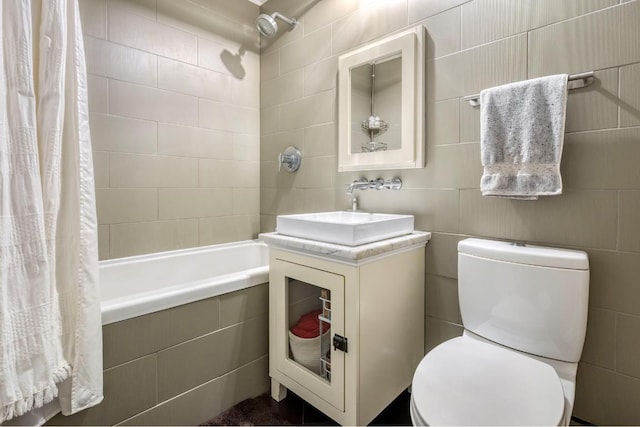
[261,50,280,82]
[619,190,640,253]
[199,215,260,245]
[426,98,460,145]
[400,142,481,189]
[425,233,466,279]
[96,188,158,224]
[295,156,335,189]
[303,0,359,35]
[533,190,618,249]
[529,1,640,77]
[158,57,231,102]
[157,314,268,401]
[261,129,304,163]
[460,189,538,241]
[158,124,233,159]
[304,56,337,96]
[199,99,259,134]
[360,189,460,233]
[110,220,198,258]
[574,363,640,425]
[260,105,280,136]
[233,188,261,215]
[280,26,332,74]
[459,98,480,142]
[620,62,640,127]
[588,249,640,316]
[565,68,619,133]
[109,0,157,21]
[562,128,640,190]
[98,225,109,260]
[233,133,260,162]
[260,69,303,109]
[84,37,157,87]
[110,153,198,188]
[218,356,270,413]
[331,0,409,54]
[92,151,109,188]
[86,74,108,113]
[90,113,157,154]
[79,0,107,39]
[103,297,220,369]
[616,313,640,379]
[425,317,463,353]
[260,188,306,216]
[156,0,259,53]
[48,355,157,426]
[304,188,341,212]
[425,274,462,324]
[121,377,221,426]
[199,160,260,188]
[429,54,463,101]
[581,308,616,370]
[159,188,233,220]
[461,0,616,49]
[220,284,269,328]
[280,90,335,131]
[409,0,469,23]
[423,7,461,59]
[304,123,337,157]
[462,34,527,97]
[108,5,197,64]
[110,80,198,126]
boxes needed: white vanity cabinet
[261,232,430,426]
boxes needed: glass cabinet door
[272,258,345,411]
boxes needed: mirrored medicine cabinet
[338,25,425,172]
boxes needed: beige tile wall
[259,0,640,424]
[47,284,270,426]
[80,0,261,260]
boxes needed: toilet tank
[458,238,589,363]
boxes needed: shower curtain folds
[0,0,103,422]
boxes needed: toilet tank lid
[458,238,589,270]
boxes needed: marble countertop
[259,231,431,262]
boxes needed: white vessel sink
[276,211,414,246]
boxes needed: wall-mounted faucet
[346,177,402,194]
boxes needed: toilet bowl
[411,238,589,426]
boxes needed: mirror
[338,26,425,171]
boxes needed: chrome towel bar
[462,71,595,106]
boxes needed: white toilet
[411,238,589,426]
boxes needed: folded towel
[480,74,569,199]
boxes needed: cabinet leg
[271,378,287,402]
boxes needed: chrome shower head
[255,12,297,38]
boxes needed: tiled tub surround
[47,241,270,426]
[80,0,261,260]
[259,0,640,424]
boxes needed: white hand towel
[480,74,568,199]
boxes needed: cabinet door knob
[333,334,348,353]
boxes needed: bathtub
[100,240,269,325]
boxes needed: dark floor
[203,390,596,426]
[202,389,411,426]
[274,390,412,426]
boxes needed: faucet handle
[382,177,402,190]
[278,146,302,172]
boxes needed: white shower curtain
[0,0,103,423]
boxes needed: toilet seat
[411,336,565,426]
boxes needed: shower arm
[272,12,297,27]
